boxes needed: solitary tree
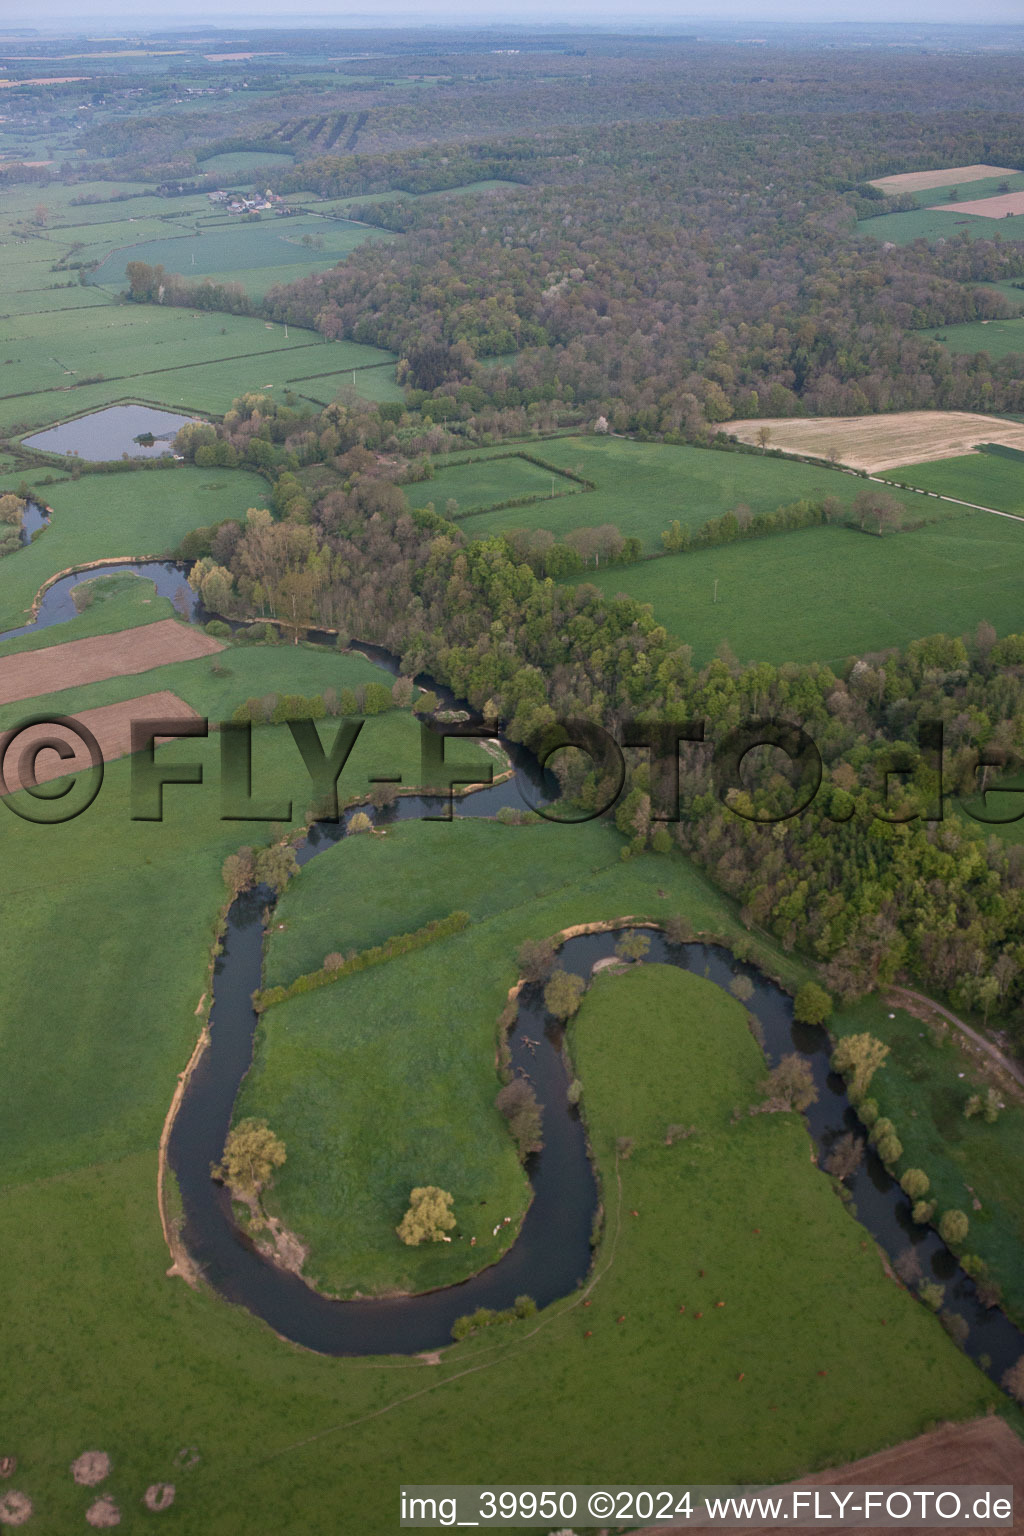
[824,1131,864,1181]
[756,426,772,453]
[939,1209,969,1247]
[900,1168,930,1201]
[831,1033,890,1099]
[254,842,300,894]
[544,969,586,1020]
[212,1118,286,1200]
[793,982,833,1026]
[396,1187,456,1245]
[616,929,651,963]
[518,937,557,982]
[760,1054,818,1113]
[729,974,754,1003]
[1002,1354,1024,1406]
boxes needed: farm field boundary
[0,689,200,792]
[868,165,1020,193]
[637,1418,1024,1536]
[0,619,221,706]
[724,412,1024,473]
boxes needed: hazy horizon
[2,3,1024,30]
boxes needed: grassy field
[0,572,178,657]
[858,205,1024,246]
[886,452,1024,514]
[447,436,932,554]
[0,179,398,423]
[404,451,580,515]
[588,513,1024,666]
[909,171,1024,207]
[833,992,1024,1325]
[0,463,269,633]
[197,150,297,175]
[88,214,391,289]
[0,305,331,401]
[922,316,1024,361]
[0,621,1006,1533]
[0,624,415,734]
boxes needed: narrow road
[869,474,1024,524]
[887,984,1024,1093]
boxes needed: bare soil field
[935,190,1024,219]
[637,1418,1024,1536]
[0,691,200,792]
[0,620,222,708]
[869,165,1020,193]
[724,411,1024,473]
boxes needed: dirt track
[869,165,1019,194]
[0,691,201,792]
[0,620,222,708]
[635,1418,1024,1536]
[723,411,1024,473]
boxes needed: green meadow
[0,464,270,633]
[197,150,297,174]
[0,179,398,423]
[87,214,391,289]
[588,512,1024,666]
[404,451,579,515]
[858,206,1024,245]
[0,613,1008,1533]
[909,171,1024,207]
[923,316,1024,361]
[453,436,934,554]
[887,452,1024,514]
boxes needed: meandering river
[4,558,1023,1377]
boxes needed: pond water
[20,500,49,543]
[22,405,199,461]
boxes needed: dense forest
[172,390,1024,1042]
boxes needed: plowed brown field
[0,620,222,708]
[869,165,1019,193]
[0,691,201,792]
[723,411,1024,473]
[636,1418,1024,1536]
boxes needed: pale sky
[2,1,1024,26]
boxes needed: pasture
[197,150,296,175]
[588,513,1024,667]
[0,464,269,634]
[923,316,1024,361]
[724,411,1024,472]
[0,606,1004,1532]
[0,180,399,421]
[86,214,391,290]
[449,436,932,554]
[886,451,1024,514]
[858,205,1024,245]
[404,451,579,515]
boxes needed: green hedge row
[254,909,471,1011]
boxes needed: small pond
[22,405,199,461]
